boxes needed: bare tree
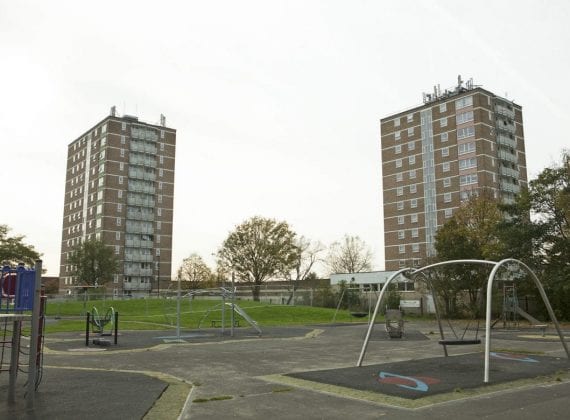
[326,235,373,274]
[282,236,325,304]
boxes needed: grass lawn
[43,296,370,333]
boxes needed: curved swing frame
[357,259,570,384]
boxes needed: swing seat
[438,339,481,345]
[350,312,368,318]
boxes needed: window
[158,182,163,190]
[410,198,417,208]
[394,118,400,127]
[159,156,164,164]
[399,260,406,268]
[396,173,403,182]
[398,216,405,225]
[116,232,121,240]
[395,131,401,140]
[121,135,126,144]
[443,162,450,172]
[412,244,420,253]
[156,248,161,256]
[120,149,125,158]
[122,122,126,131]
[439,103,447,113]
[457,110,474,124]
[398,230,405,239]
[407,127,414,136]
[459,158,477,170]
[157,208,162,216]
[411,214,418,223]
[441,132,448,142]
[397,201,404,210]
[458,142,476,155]
[408,141,415,151]
[115,245,120,255]
[442,147,449,157]
[410,184,417,193]
[460,174,478,185]
[395,144,402,154]
[440,117,447,127]
[407,114,413,123]
[98,177,104,187]
[159,168,163,177]
[409,155,415,165]
[156,235,161,243]
[117,203,122,212]
[116,217,121,226]
[443,177,451,187]
[444,193,452,203]
[120,162,124,171]
[161,130,165,139]
[456,95,473,109]
[444,208,453,218]
[412,228,419,238]
[158,195,162,203]
[118,176,123,184]
[409,169,416,179]
[396,159,402,168]
[118,190,123,198]
[457,126,475,139]
[397,187,403,196]
[157,221,161,230]
[399,245,406,254]
[160,143,165,151]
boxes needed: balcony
[495,105,515,119]
[123,282,152,291]
[498,150,518,164]
[496,134,516,149]
[125,239,154,248]
[124,254,153,263]
[124,268,153,276]
[495,119,515,134]
[500,166,519,179]
[500,181,520,194]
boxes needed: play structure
[198,301,262,335]
[331,286,374,322]
[162,285,262,340]
[85,306,119,346]
[494,283,547,335]
[357,259,570,384]
[0,262,45,409]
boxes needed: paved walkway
[1,322,569,419]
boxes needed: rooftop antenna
[110,105,116,117]
[457,74,463,89]
[160,114,166,127]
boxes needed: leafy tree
[326,235,373,274]
[433,193,503,315]
[218,216,300,301]
[0,224,41,267]
[524,151,570,318]
[282,237,325,304]
[176,253,214,289]
[68,239,119,286]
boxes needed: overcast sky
[1,1,569,276]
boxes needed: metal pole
[357,268,411,367]
[26,260,42,409]
[85,312,90,346]
[231,272,235,337]
[114,311,119,345]
[176,272,181,340]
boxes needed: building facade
[381,77,527,271]
[59,108,176,296]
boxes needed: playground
[2,259,570,419]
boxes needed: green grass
[42,297,366,334]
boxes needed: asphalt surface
[1,321,569,419]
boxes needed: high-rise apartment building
[381,77,527,271]
[59,108,176,296]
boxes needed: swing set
[357,259,570,384]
